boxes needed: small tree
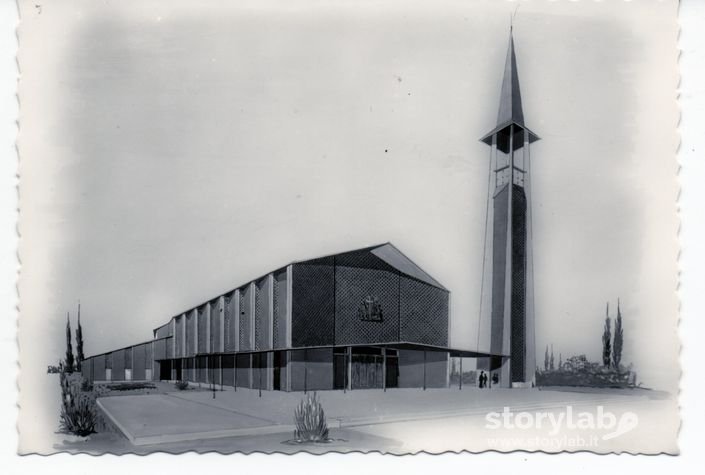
[65,312,74,373]
[613,299,624,369]
[602,303,612,368]
[75,302,84,373]
[558,353,563,370]
[549,344,555,371]
[544,345,549,371]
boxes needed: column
[171,318,177,359]
[206,302,211,354]
[151,341,155,381]
[286,265,293,348]
[181,314,186,358]
[501,125,515,388]
[423,350,427,391]
[446,351,451,388]
[285,351,291,392]
[193,308,199,355]
[267,351,274,390]
[219,296,225,353]
[459,357,463,390]
[382,349,387,391]
[524,127,536,385]
[249,282,256,350]
[347,346,352,391]
[233,289,240,352]
[267,274,274,350]
[248,353,253,389]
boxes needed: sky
[18,0,679,407]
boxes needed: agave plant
[293,392,330,442]
[59,370,96,437]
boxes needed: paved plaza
[96,386,659,447]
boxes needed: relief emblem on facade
[357,295,383,322]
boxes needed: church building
[81,28,539,391]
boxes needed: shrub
[174,380,189,391]
[536,354,636,388]
[293,392,329,443]
[59,370,96,437]
[81,378,93,392]
[107,382,156,391]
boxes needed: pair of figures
[478,371,498,388]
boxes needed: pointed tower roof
[481,28,539,146]
[497,28,524,126]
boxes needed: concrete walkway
[97,387,652,446]
[97,394,293,446]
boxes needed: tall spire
[480,27,539,146]
[496,28,524,127]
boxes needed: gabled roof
[298,242,448,291]
[480,28,540,145]
[369,243,448,291]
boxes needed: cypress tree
[544,345,549,371]
[613,298,624,369]
[75,302,84,372]
[65,312,74,372]
[549,344,555,371]
[602,302,612,368]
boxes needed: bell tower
[479,27,539,388]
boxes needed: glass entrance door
[351,349,384,389]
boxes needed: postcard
[17,0,679,454]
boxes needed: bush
[536,354,636,388]
[293,392,329,443]
[450,370,477,386]
[107,382,156,391]
[81,378,93,392]
[174,380,189,391]
[59,370,96,437]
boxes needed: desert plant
[174,380,189,391]
[59,370,96,436]
[293,392,329,443]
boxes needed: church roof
[298,242,448,291]
[368,243,447,290]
